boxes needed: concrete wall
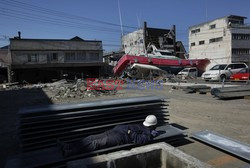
[122,29,145,56]
[189,18,232,70]
[67,142,212,168]
[189,16,250,71]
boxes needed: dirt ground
[0,83,250,167]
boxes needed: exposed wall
[0,49,10,65]
[122,29,144,56]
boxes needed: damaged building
[0,45,9,83]
[122,22,187,59]
[8,34,103,83]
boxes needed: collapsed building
[0,45,9,83]
[3,33,104,83]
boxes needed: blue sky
[0,0,250,52]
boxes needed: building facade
[9,36,103,83]
[122,22,186,59]
[189,15,250,70]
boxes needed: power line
[0,8,127,34]
[0,0,137,29]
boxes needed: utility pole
[143,22,148,57]
[172,25,176,56]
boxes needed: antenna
[118,0,124,36]
[136,13,141,28]
[205,0,208,21]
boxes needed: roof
[10,36,101,43]
[0,45,9,49]
[189,15,247,29]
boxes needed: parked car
[177,67,198,78]
[230,68,250,81]
[201,63,248,81]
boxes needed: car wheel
[220,74,226,81]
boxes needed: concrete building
[189,15,250,70]
[8,35,103,83]
[122,22,186,59]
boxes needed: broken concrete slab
[67,142,212,168]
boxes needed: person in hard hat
[57,115,159,157]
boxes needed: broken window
[52,53,58,60]
[27,54,38,62]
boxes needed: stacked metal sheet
[183,85,211,94]
[211,85,250,99]
[18,96,169,152]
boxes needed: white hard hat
[143,115,157,127]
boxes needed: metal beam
[192,130,250,162]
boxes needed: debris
[0,78,118,100]
[211,85,250,99]
[192,130,250,162]
[183,85,211,94]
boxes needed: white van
[177,67,198,78]
[201,63,247,81]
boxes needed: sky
[0,0,250,52]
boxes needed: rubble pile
[0,79,118,101]
[44,79,118,101]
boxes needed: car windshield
[210,64,227,70]
[181,69,189,72]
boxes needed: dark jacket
[112,124,152,145]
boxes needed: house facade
[8,36,103,83]
[189,15,250,70]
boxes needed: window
[52,53,58,60]
[210,24,216,29]
[228,19,244,25]
[191,28,200,34]
[47,53,58,62]
[199,40,205,45]
[209,37,223,43]
[89,52,99,61]
[210,64,227,70]
[232,49,250,55]
[232,64,247,69]
[76,52,86,61]
[191,42,195,46]
[190,69,197,72]
[27,54,38,62]
[65,52,75,61]
[232,33,250,40]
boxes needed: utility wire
[0,0,137,29]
